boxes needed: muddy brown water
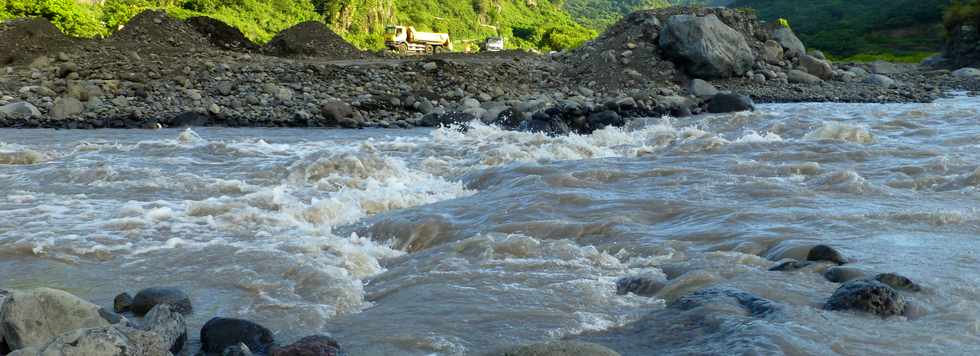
[1,96,979,355]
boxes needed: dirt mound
[186,16,259,52]
[564,6,771,92]
[263,21,369,59]
[109,10,212,52]
[0,18,79,65]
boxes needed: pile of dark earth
[1,6,979,130]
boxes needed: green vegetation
[562,0,670,29]
[0,0,594,51]
[0,0,319,42]
[828,51,939,64]
[731,0,950,57]
[316,0,596,51]
[944,0,980,32]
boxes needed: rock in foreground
[201,317,275,354]
[131,287,192,316]
[659,14,754,79]
[0,288,111,350]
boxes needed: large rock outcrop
[659,14,755,79]
[0,288,112,350]
[772,26,805,58]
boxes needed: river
[1,96,979,355]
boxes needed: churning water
[2,96,979,355]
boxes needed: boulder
[50,97,84,120]
[131,287,192,316]
[0,288,111,350]
[142,305,187,354]
[586,110,623,132]
[799,54,833,80]
[494,341,620,356]
[671,287,779,317]
[809,50,827,60]
[952,67,980,78]
[707,93,754,113]
[787,70,822,84]
[823,267,869,283]
[6,325,169,356]
[688,79,718,98]
[869,60,902,74]
[772,27,805,58]
[270,335,345,356]
[806,245,848,265]
[762,40,784,64]
[223,343,254,356]
[201,317,275,354]
[659,14,754,79]
[615,276,665,297]
[320,100,356,125]
[0,102,41,117]
[825,279,906,317]
[864,74,896,88]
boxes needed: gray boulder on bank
[142,305,187,354]
[864,74,897,88]
[6,325,171,356]
[0,102,41,117]
[787,70,822,84]
[772,26,805,58]
[0,288,112,350]
[952,67,980,78]
[659,14,754,79]
[799,54,834,80]
[688,79,718,97]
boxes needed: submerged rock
[131,287,192,316]
[769,259,813,271]
[874,273,922,292]
[616,276,665,297]
[823,267,869,283]
[671,287,778,317]
[493,340,620,356]
[0,288,111,350]
[271,335,345,356]
[825,279,906,317]
[201,317,275,354]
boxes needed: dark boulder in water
[671,286,779,317]
[875,273,922,292]
[825,279,906,317]
[201,317,275,354]
[823,267,868,283]
[131,287,192,316]
[113,292,133,313]
[707,93,754,113]
[616,276,665,297]
[271,335,346,356]
[807,245,848,265]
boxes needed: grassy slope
[731,0,949,56]
[0,0,320,43]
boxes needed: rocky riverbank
[1,7,979,131]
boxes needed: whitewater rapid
[2,95,979,355]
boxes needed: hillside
[562,0,734,30]
[316,0,595,51]
[730,0,950,57]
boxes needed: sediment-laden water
[2,96,979,355]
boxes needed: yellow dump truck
[385,26,452,54]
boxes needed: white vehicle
[483,37,504,52]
